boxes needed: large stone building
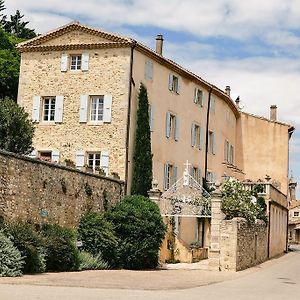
[17,22,294,260]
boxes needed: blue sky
[6,0,300,197]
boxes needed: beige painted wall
[18,45,131,179]
[129,50,241,192]
[237,113,290,194]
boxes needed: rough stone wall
[220,218,268,271]
[18,44,131,180]
[0,150,124,227]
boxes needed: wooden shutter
[32,96,41,122]
[61,53,68,72]
[194,88,198,103]
[149,104,154,132]
[199,127,203,150]
[176,77,181,94]
[212,132,216,155]
[168,74,173,91]
[75,150,85,169]
[54,95,64,123]
[163,163,169,191]
[175,116,179,141]
[166,112,171,138]
[79,95,88,123]
[51,150,60,163]
[173,166,178,191]
[191,123,196,147]
[103,95,112,123]
[81,52,89,71]
[145,60,153,80]
[100,150,109,176]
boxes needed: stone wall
[0,150,124,227]
[220,218,268,271]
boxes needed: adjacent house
[288,176,300,244]
[17,21,294,259]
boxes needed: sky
[5,0,300,197]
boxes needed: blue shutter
[168,74,173,91]
[212,132,216,155]
[149,104,154,132]
[194,88,198,103]
[199,127,203,150]
[191,123,196,147]
[173,166,178,191]
[175,116,179,141]
[100,150,109,176]
[166,112,171,138]
[176,77,181,94]
[164,163,169,191]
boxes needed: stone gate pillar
[209,183,225,271]
[148,179,162,206]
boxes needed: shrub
[221,180,267,223]
[78,212,119,267]
[107,195,166,269]
[39,224,79,272]
[0,231,24,277]
[5,222,46,273]
[78,251,109,271]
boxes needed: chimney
[270,105,277,121]
[156,34,164,55]
[225,86,231,96]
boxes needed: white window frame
[89,96,104,122]
[87,152,101,171]
[42,96,56,122]
[169,74,180,94]
[70,55,82,70]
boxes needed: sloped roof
[16,21,241,118]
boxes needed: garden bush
[78,251,109,271]
[0,231,24,277]
[78,212,119,267]
[39,224,79,272]
[107,195,166,269]
[221,180,267,223]
[5,222,46,274]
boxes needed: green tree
[0,97,34,154]
[131,83,153,196]
[221,180,267,223]
[107,195,166,269]
[0,27,22,100]
[3,10,36,39]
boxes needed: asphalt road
[1,245,300,300]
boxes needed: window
[190,166,201,187]
[90,96,104,121]
[145,60,153,80]
[207,171,216,183]
[194,88,203,106]
[166,112,179,140]
[191,123,202,149]
[43,97,56,121]
[168,74,180,94]
[224,140,234,164]
[208,131,216,154]
[70,55,82,70]
[38,151,52,162]
[294,212,299,217]
[209,96,216,112]
[230,145,234,164]
[164,163,177,191]
[87,152,101,171]
[80,94,112,123]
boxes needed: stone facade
[220,218,268,271]
[0,150,124,227]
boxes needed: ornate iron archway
[159,161,211,218]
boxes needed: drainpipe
[124,41,137,194]
[204,87,213,183]
[267,202,271,258]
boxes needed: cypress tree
[131,83,152,196]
